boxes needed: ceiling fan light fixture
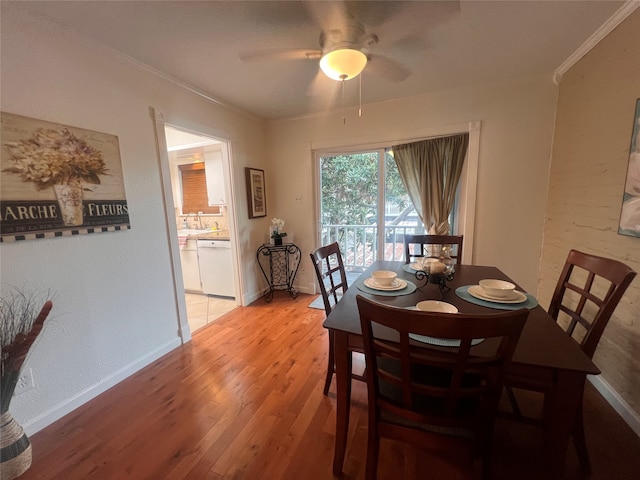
[319,48,367,81]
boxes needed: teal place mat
[402,264,419,274]
[455,285,538,310]
[356,278,417,296]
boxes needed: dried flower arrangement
[1,286,53,413]
[0,286,53,478]
[2,127,108,190]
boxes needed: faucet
[214,221,219,231]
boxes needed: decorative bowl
[371,270,397,286]
[479,279,516,299]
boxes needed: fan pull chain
[359,74,362,117]
[341,77,346,125]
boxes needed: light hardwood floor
[18,293,640,479]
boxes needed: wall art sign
[1,112,130,242]
[619,98,640,238]
[245,167,266,218]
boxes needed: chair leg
[572,404,592,473]
[365,420,380,480]
[323,330,335,395]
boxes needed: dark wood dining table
[323,260,600,479]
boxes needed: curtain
[393,133,469,234]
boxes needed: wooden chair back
[310,242,349,317]
[549,249,636,359]
[356,295,527,479]
[404,234,464,265]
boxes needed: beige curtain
[393,133,469,234]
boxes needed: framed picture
[619,98,640,237]
[245,167,266,218]
[1,112,130,242]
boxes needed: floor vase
[0,411,32,480]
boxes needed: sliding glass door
[317,150,423,272]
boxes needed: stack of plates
[364,277,407,291]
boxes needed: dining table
[322,260,600,479]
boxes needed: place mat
[409,334,485,348]
[402,264,420,274]
[356,278,417,296]
[455,285,538,310]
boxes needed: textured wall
[541,10,640,413]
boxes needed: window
[317,149,458,271]
[313,122,480,268]
[178,163,220,215]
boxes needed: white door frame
[152,109,242,343]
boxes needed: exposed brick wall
[542,10,640,413]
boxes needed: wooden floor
[19,293,640,479]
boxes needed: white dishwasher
[196,239,234,297]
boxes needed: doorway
[163,125,239,334]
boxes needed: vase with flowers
[2,127,108,226]
[270,218,287,246]
[1,286,53,479]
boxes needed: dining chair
[404,234,464,265]
[310,242,365,395]
[356,295,528,480]
[505,249,636,472]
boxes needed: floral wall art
[0,112,130,242]
[619,99,640,238]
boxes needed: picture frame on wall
[245,167,266,218]
[0,111,130,242]
[619,98,640,238]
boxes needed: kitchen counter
[178,229,230,241]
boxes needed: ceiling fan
[238,14,412,85]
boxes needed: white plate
[468,285,527,304]
[415,300,458,313]
[364,277,408,291]
[409,334,484,348]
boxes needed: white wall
[267,76,558,295]
[0,5,267,433]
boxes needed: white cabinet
[204,146,226,205]
[179,239,202,292]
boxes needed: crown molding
[554,1,640,84]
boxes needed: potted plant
[1,286,53,479]
[270,217,287,245]
[2,127,108,226]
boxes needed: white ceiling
[9,1,631,120]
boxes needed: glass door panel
[319,151,380,272]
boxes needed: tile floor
[185,292,237,333]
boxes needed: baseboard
[23,337,182,435]
[589,375,640,437]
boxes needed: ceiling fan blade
[306,68,331,97]
[239,48,322,63]
[306,68,341,112]
[366,54,411,82]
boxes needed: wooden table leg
[542,371,587,479]
[332,331,352,477]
